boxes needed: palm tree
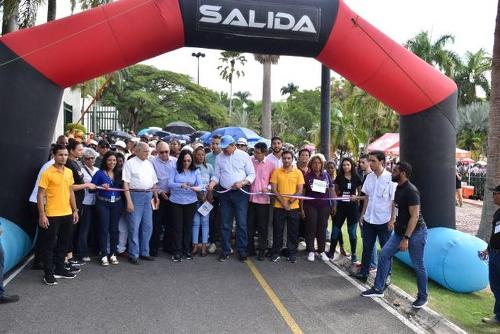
[254,54,280,138]
[477,1,500,242]
[217,51,247,116]
[457,102,489,158]
[70,0,113,12]
[1,0,19,34]
[405,31,460,77]
[281,82,299,96]
[454,49,492,106]
[47,0,56,21]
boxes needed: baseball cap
[236,138,248,146]
[89,139,98,146]
[220,135,235,149]
[115,140,126,149]
[489,185,500,193]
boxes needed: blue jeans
[219,189,249,256]
[360,221,391,276]
[361,226,379,268]
[0,236,4,296]
[489,249,500,320]
[193,205,209,244]
[96,199,122,256]
[126,192,153,259]
[374,227,428,299]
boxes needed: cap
[115,140,126,149]
[130,137,140,143]
[181,145,193,152]
[489,185,500,193]
[98,140,110,148]
[220,135,235,149]
[236,137,248,146]
[89,139,98,146]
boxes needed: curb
[330,255,467,334]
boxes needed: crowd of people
[0,129,497,323]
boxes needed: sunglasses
[159,151,170,154]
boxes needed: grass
[335,225,497,334]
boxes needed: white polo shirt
[361,170,396,225]
[123,156,158,190]
[266,153,283,169]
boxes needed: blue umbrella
[207,127,262,142]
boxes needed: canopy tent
[456,148,472,160]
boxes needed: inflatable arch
[0,0,457,271]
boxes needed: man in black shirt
[361,161,428,309]
[480,184,500,325]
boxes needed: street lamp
[192,52,205,85]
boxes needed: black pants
[40,215,73,274]
[247,202,269,254]
[271,208,300,257]
[304,204,330,253]
[29,202,43,265]
[330,212,344,246]
[150,197,169,255]
[170,202,197,256]
[208,196,221,244]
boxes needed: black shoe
[352,272,368,283]
[270,254,280,263]
[411,297,428,309]
[172,255,182,262]
[53,269,76,279]
[238,255,248,262]
[218,253,229,262]
[184,253,193,260]
[280,248,289,257]
[257,250,265,261]
[128,257,139,265]
[0,294,19,304]
[150,251,158,257]
[64,264,81,274]
[43,273,58,286]
[139,255,155,261]
[361,287,384,297]
[68,258,85,266]
[288,256,297,264]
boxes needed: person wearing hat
[208,135,255,262]
[114,140,127,155]
[95,140,110,168]
[236,138,248,153]
[480,184,500,325]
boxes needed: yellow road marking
[246,260,304,334]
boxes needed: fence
[82,106,122,134]
[462,174,486,200]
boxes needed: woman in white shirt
[78,148,99,262]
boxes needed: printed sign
[198,201,214,216]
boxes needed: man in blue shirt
[208,135,255,262]
[0,224,20,304]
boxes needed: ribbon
[214,188,351,202]
[95,186,158,193]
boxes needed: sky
[33,0,498,101]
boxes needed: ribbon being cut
[95,186,351,202]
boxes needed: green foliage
[457,102,489,159]
[100,64,228,132]
[217,51,247,84]
[280,82,299,96]
[454,49,492,106]
[65,122,87,134]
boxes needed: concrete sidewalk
[1,253,422,334]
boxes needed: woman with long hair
[168,150,202,262]
[302,154,334,262]
[328,157,362,263]
[91,151,124,266]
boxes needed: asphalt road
[1,253,418,334]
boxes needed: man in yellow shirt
[37,144,79,286]
[269,151,304,263]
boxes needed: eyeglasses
[84,157,95,160]
[159,151,170,154]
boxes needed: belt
[97,196,121,203]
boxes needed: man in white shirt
[208,135,255,262]
[354,151,396,282]
[266,136,283,169]
[123,142,158,264]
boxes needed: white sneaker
[109,255,119,265]
[307,252,315,262]
[319,252,329,261]
[297,241,307,251]
[208,243,217,254]
[82,257,91,262]
[101,256,109,266]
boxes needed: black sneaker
[0,294,19,304]
[270,254,280,263]
[288,256,297,264]
[139,255,155,261]
[53,270,76,279]
[238,255,248,262]
[43,273,58,286]
[257,250,265,261]
[361,287,384,297]
[184,253,193,260]
[411,297,428,309]
[352,272,368,283]
[68,258,85,266]
[64,264,81,274]
[172,254,182,262]
[218,253,229,262]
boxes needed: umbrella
[460,158,475,164]
[161,134,191,144]
[109,130,133,140]
[190,131,210,142]
[164,121,196,135]
[211,127,262,142]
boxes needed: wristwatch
[404,235,411,240]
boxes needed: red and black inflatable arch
[0,0,457,259]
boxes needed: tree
[217,51,247,116]
[405,31,460,77]
[457,102,489,159]
[69,0,113,12]
[454,49,492,106]
[47,0,56,21]
[477,1,500,242]
[281,82,299,96]
[254,54,280,138]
